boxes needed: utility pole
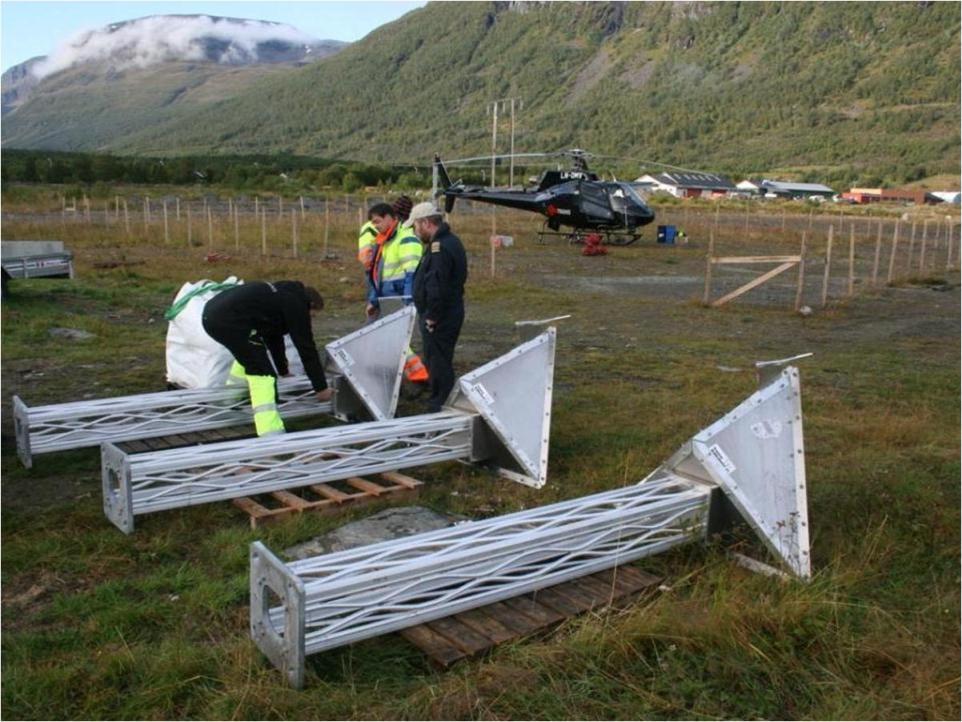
[487,96,523,188]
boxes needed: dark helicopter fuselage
[437,162,656,235]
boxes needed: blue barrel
[657,225,677,244]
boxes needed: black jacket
[202,280,327,391]
[413,223,468,322]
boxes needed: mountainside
[0,14,346,141]
[3,2,959,185]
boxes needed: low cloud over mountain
[30,14,343,79]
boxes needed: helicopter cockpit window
[619,183,650,208]
[608,187,627,213]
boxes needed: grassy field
[1,189,959,719]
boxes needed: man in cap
[405,202,468,412]
[202,280,333,436]
[365,195,428,383]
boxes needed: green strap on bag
[164,281,240,321]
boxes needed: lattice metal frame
[252,473,709,687]
[14,307,415,467]
[251,366,812,687]
[103,413,474,533]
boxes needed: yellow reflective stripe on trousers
[226,360,247,387]
[246,374,285,436]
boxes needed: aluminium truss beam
[251,365,810,687]
[14,307,415,467]
[102,329,557,534]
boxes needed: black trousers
[201,317,276,378]
[420,311,463,412]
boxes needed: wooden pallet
[116,426,251,453]
[232,471,423,529]
[399,565,661,669]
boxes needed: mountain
[0,14,346,141]
[3,2,959,185]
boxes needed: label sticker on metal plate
[707,444,737,474]
[335,348,355,368]
[472,383,496,406]
[750,420,783,439]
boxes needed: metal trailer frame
[14,307,416,468]
[102,329,557,534]
[251,364,809,687]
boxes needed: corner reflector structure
[251,365,811,687]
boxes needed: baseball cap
[402,202,442,228]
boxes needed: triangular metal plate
[447,328,556,488]
[668,366,810,578]
[325,306,415,421]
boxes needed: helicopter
[433,149,656,246]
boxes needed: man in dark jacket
[202,280,332,436]
[405,203,468,412]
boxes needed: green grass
[1,200,959,718]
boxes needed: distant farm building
[735,179,764,196]
[842,188,944,205]
[760,180,835,199]
[634,172,737,199]
[931,191,961,205]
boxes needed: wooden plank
[379,471,422,489]
[822,225,834,306]
[871,221,882,286]
[345,477,387,495]
[453,607,517,645]
[232,496,271,521]
[119,439,151,453]
[424,616,493,656]
[602,565,662,591]
[711,255,801,265]
[310,483,350,502]
[501,596,565,627]
[481,601,540,636]
[398,625,465,668]
[559,576,613,609]
[271,490,310,509]
[711,261,796,308]
[529,585,589,617]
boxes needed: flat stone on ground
[284,506,466,560]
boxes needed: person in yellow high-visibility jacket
[366,196,428,383]
[357,203,385,271]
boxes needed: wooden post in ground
[187,205,193,246]
[703,230,715,306]
[947,222,955,271]
[490,207,497,278]
[207,207,214,250]
[175,196,181,220]
[886,222,900,283]
[261,208,267,256]
[105,202,110,225]
[228,197,233,220]
[821,225,834,307]
[83,195,91,223]
[808,207,814,231]
[300,196,306,221]
[163,200,169,244]
[233,205,240,251]
[906,221,917,271]
[323,198,330,258]
[918,220,929,273]
[123,200,130,237]
[847,225,855,296]
[794,232,807,311]
[871,219,882,286]
[146,196,152,226]
[114,195,120,221]
[292,212,298,258]
[254,196,259,219]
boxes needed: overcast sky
[1,0,426,71]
